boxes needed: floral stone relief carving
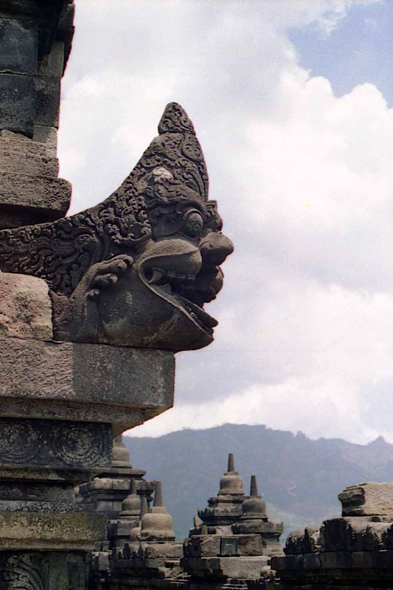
[0,103,233,352]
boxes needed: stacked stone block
[0,0,73,228]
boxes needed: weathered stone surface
[184,535,221,558]
[67,553,89,590]
[352,550,373,568]
[235,534,263,556]
[0,17,37,75]
[39,40,65,78]
[0,129,48,156]
[0,466,94,484]
[0,511,106,550]
[303,552,321,569]
[0,337,174,405]
[233,520,284,535]
[339,482,393,516]
[35,75,60,127]
[0,338,174,430]
[0,0,74,65]
[140,542,182,560]
[0,146,58,176]
[0,273,53,340]
[217,556,268,579]
[181,554,269,579]
[319,550,352,569]
[0,72,35,136]
[32,124,57,156]
[0,170,70,212]
[270,554,286,571]
[371,549,393,569]
[0,481,75,503]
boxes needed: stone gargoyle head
[0,103,233,352]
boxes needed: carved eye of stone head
[150,211,184,237]
[182,210,204,238]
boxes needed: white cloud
[132,285,393,443]
[59,0,390,444]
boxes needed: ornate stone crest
[0,103,233,351]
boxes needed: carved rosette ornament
[51,422,111,467]
[0,423,41,465]
[0,103,233,352]
[0,419,111,468]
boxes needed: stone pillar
[0,272,175,588]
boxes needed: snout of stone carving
[56,228,233,351]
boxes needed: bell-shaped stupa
[241,475,267,520]
[198,454,245,529]
[139,482,176,542]
[119,479,141,520]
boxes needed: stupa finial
[130,479,137,495]
[154,481,163,508]
[250,475,258,497]
[228,453,235,473]
[140,495,148,519]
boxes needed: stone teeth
[165,271,195,283]
[148,268,165,284]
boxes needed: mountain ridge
[124,423,393,540]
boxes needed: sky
[59,0,393,444]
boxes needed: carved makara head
[0,103,233,352]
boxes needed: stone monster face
[81,179,233,351]
[0,103,233,352]
[64,171,233,351]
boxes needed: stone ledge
[339,483,393,517]
[0,338,175,431]
[0,73,35,136]
[0,17,38,76]
[183,556,269,580]
[0,148,59,176]
[0,511,106,551]
[0,129,48,156]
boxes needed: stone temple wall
[0,2,175,587]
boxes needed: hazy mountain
[124,424,393,541]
